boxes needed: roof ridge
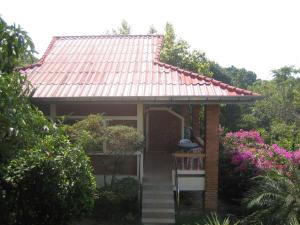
[54,34,164,39]
[153,61,258,96]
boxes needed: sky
[1,0,300,80]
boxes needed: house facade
[21,35,260,219]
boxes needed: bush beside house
[219,130,300,224]
[0,17,96,225]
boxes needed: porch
[40,102,219,212]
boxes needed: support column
[137,103,144,135]
[192,105,201,138]
[50,104,56,119]
[204,105,220,212]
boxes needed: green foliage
[244,169,300,225]
[0,16,96,225]
[0,16,36,73]
[105,125,144,185]
[105,125,144,154]
[148,25,157,34]
[219,144,256,206]
[160,23,213,76]
[64,114,106,153]
[3,135,96,225]
[241,68,300,149]
[112,19,131,35]
[0,72,54,163]
[176,213,238,225]
[272,66,300,82]
[223,66,257,89]
[93,177,138,223]
[202,213,239,225]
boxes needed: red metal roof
[21,35,260,102]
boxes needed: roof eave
[30,95,263,104]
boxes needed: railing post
[173,154,180,210]
[137,151,143,224]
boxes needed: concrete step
[143,191,174,199]
[143,199,174,204]
[142,218,175,224]
[142,210,175,218]
[143,201,174,209]
[143,176,171,182]
[142,208,175,213]
[143,183,173,191]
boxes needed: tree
[0,17,36,73]
[240,67,300,149]
[112,19,131,35]
[160,22,213,76]
[272,66,300,82]
[0,16,96,225]
[148,25,157,34]
[223,65,257,89]
[244,169,300,225]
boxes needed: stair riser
[142,212,175,218]
[143,193,173,199]
[142,218,175,224]
[143,199,174,204]
[143,202,174,209]
[143,186,173,191]
[143,223,175,225]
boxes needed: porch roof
[21,35,261,103]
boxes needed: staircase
[142,152,175,225]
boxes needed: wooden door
[148,110,181,153]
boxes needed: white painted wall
[172,170,205,191]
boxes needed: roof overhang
[30,95,263,105]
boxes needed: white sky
[1,0,300,80]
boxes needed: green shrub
[105,125,144,154]
[3,134,96,225]
[93,177,139,223]
[64,114,106,153]
[104,125,144,185]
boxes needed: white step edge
[142,218,175,223]
[142,208,175,213]
[143,199,174,204]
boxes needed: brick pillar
[192,105,201,137]
[204,105,220,211]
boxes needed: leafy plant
[0,16,96,225]
[93,177,138,223]
[64,114,106,153]
[202,213,239,225]
[244,169,300,225]
[3,134,96,225]
[0,16,36,73]
[105,125,144,184]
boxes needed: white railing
[173,152,206,207]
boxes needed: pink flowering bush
[220,130,300,203]
[223,130,300,173]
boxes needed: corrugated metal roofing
[21,35,260,101]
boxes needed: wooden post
[137,103,144,135]
[192,105,201,138]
